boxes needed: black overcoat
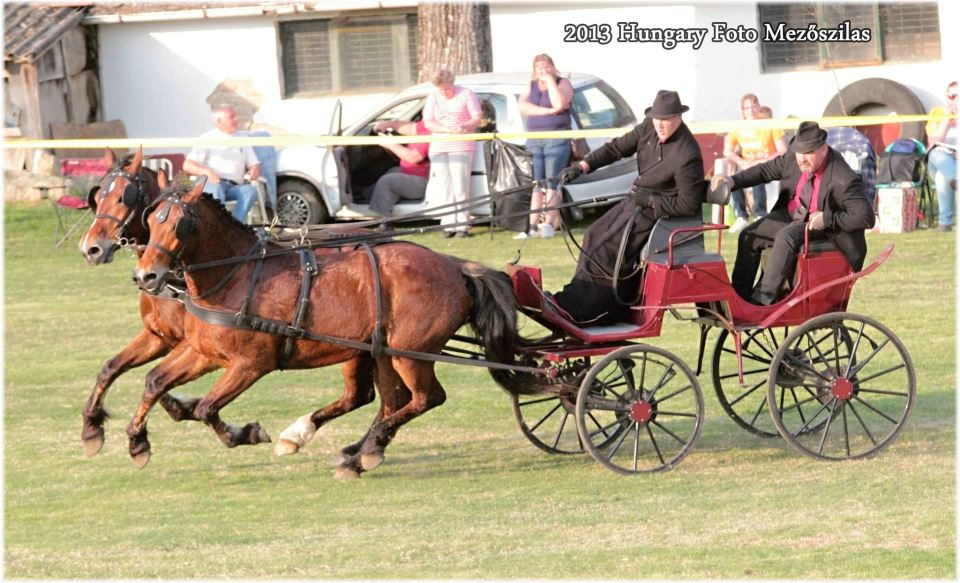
[731,147,875,270]
[554,117,705,324]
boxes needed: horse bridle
[87,168,149,242]
[144,193,198,265]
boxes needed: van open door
[320,100,346,214]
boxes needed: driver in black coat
[552,90,706,324]
[713,121,876,305]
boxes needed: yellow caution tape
[2,114,955,150]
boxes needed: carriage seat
[641,216,725,267]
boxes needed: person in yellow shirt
[925,81,958,232]
[723,94,787,233]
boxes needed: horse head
[79,146,169,265]
[132,177,205,294]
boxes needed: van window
[475,93,508,132]
[571,81,636,129]
[374,97,426,123]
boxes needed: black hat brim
[644,105,690,118]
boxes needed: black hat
[644,90,690,118]
[789,121,828,153]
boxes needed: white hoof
[334,466,361,480]
[276,414,316,451]
[273,438,301,456]
[360,452,384,471]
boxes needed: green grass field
[4,202,955,578]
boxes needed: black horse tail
[459,261,548,395]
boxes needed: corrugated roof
[4,3,90,64]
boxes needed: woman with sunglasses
[926,81,958,232]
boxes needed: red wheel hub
[629,400,653,423]
[831,377,854,400]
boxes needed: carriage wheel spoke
[778,390,829,414]
[789,399,832,437]
[832,323,842,373]
[851,394,900,425]
[655,410,698,418]
[784,349,834,383]
[848,401,878,445]
[789,387,809,426]
[519,395,562,407]
[844,322,866,377]
[857,387,910,397]
[748,393,767,426]
[619,360,638,397]
[847,337,891,377]
[646,362,676,401]
[817,399,839,455]
[857,363,906,384]
[720,345,773,366]
[652,384,693,405]
[605,419,634,460]
[646,423,666,466]
[650,419,688,445]
[587,411,614,438]
[552,412,570,449]
[528,402,562,433]
[632,422,641,472]
[841,403,850,457]
[728,378,765,406]
[588,416,629,439]
[803,332,834,377]
[717,366,770,381]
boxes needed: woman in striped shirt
[422,67,484,238]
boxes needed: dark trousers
[731,208,827,304]
[554,198,655,323]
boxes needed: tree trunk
[417,2,492,83]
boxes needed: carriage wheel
[575,345,704,474]
[767,313,915,461]
[511,393,584,454]
[712,327,791,438]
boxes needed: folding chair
[53,158,111,247]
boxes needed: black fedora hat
[789,121,828,153]
[644,90,690,118]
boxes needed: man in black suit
[714,121,875,305]
[552,90,706,324]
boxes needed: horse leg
[125,344,217,469]
[354,358,446,475]
[334,356,413,479]
[82,329,172,457]
[192,364,271,449]
[274,354,377,456]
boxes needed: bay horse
[131,178,530,477]
[78,149,381,463]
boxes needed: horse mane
[155,184,257,236]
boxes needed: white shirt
[186,128,259,183]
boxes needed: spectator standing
[422,67,484,238]
[723,94,787,233]
[926,80,958,232]
[826,126,877,203]
[517,53,574,239]
[183,105,260,221]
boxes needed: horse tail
[459,261,548,395]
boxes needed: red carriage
[503,214,915,474]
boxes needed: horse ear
[103,148,116,167]
[130,146,143,173]
[184,177,206,203]
[157,168,169,189]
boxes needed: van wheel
[276,180,328,226]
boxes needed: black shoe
[455,230,471,238]
[442,230,456,238]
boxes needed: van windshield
[571,81,636,129]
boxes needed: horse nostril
[87,245,102,258]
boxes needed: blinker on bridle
[146,194,197,264]
[88,168,148,239]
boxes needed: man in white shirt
[183,105,260,221]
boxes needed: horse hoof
[273,439,300,456]
[130,450,151,470]
[334,466,361,480]
[82,434,105,458]
[360,452,384,471]
[254,425,272,444]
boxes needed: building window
[758,2,941,72]
[280,14,418,97]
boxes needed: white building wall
[97,1,958,150]
[490,1,958,125]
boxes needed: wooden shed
[4,3,102,171]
